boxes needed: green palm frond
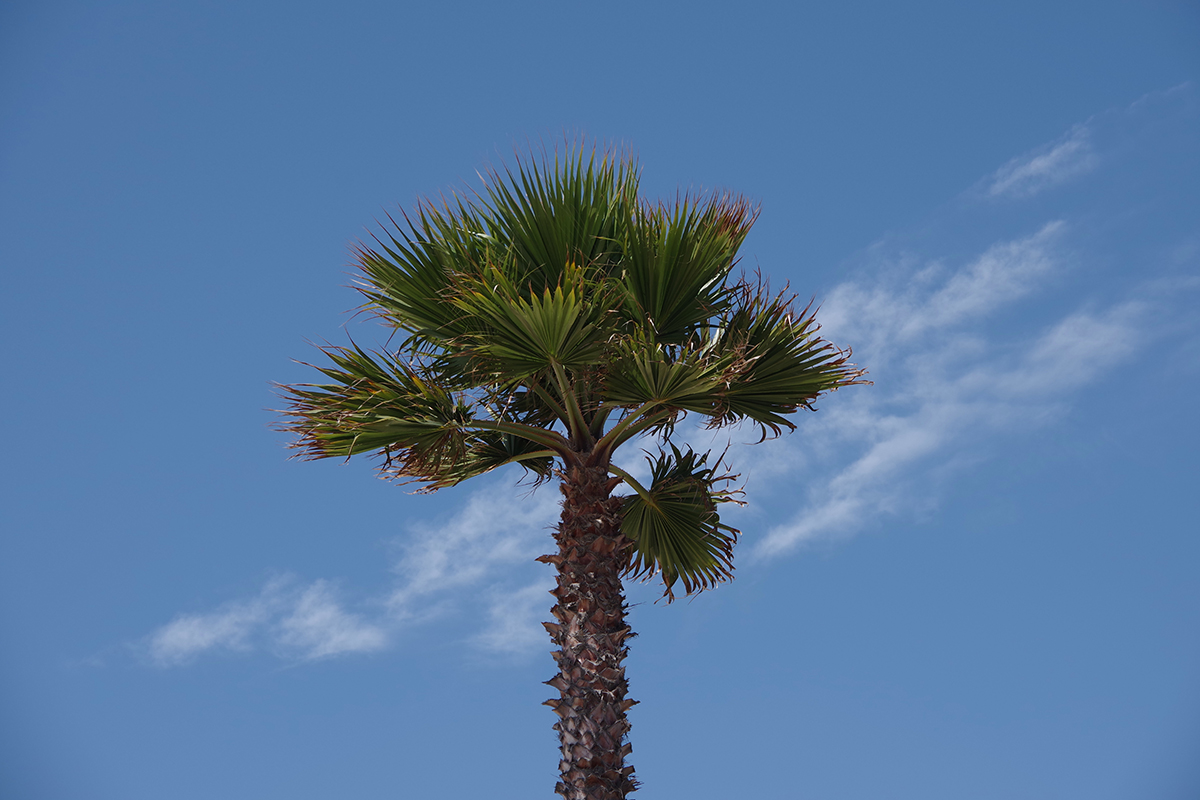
[706,284,869,438]
[423,431,555,491]
[600,282,868,447]
[353,201,492,352]
[279,343,465,454]
[618,445,743,600]
[276,342,563,488]
[449,263,616,382]
[620,194,757,343]
[474,144,639,290]
[603,331,724,415]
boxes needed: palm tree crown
[278,144,866,799]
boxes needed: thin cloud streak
[818,222,1065,360]
[276,580,388,659]
[473,579,557,655]
[986,125,1096,198]
[141,484,562,666]
[746,91,1198,555]
[385,482,559,621]
[752,235,1148,558]
[143,576,388,666]
[146,585,277,666]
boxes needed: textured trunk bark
[538,463,638,799]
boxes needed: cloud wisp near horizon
[138,89,1198,667]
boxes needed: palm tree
[277,143,866,800]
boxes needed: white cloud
[986,125,1096,198]
[146,578,287,666]
[703,90,1193,559]
[381,481,561,656]
[818,221,1064,359]
[751,228,1148,558]
[275,580,388,660]
[472,579,556,655]
[385,481,560,620]
[142,482,563,666]
[144,576,388,666]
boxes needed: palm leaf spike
[275,141,867,800]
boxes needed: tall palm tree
[277,144,866,800]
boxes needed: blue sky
[2,2,1198,798]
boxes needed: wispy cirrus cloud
[141,482,561,666]
[473,579,557,655]
[985,125,1097,198]
[384,481,559,620]
[751,291,1147,557]
[143,576,388,666]
[145,580,280,666]
[382,480,561,656]
[275,581,389,659]
[818,221,1065,356]
[740,88,1200,556]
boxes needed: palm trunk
[538,463,639,799]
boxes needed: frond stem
[592,401,656,456]
[607,465,655,508]
[530,381,572,428]
[588,405,613,439]
[551,361,593,449]
[503,449,559,467]
[592,406,673,464]
[469,419,577,464]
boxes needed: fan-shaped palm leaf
[617,445,743,600]
[619,194,756,343]
[703,283,868,438]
